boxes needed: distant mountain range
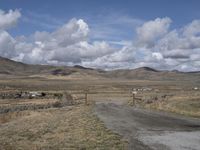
[0,56,199,81]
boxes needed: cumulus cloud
[135,18,200,71]
[4,17,115,66]
[0,30,16,58]
[0,9,21,59]
[183,20,200,37]
[0,9,21,29]
[152,52,163,60]
[136,17,171,48]
[91,17,200,71]
[0,9,199,71]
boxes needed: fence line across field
[70,90,139,106]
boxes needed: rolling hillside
[0,56,199,81]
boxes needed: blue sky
[0,0,200,71]
[1,0,200,40]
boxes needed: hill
[0,56,103,79]
[0,56,199,81]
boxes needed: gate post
[84,89,89,105]
[132,91,137,106]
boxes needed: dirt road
[94,101,200,150]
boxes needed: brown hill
[0,56,55,75]
[0,56,102,79]
[104,67,200,81]
[0,56,199,81]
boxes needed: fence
[71,90,139,106]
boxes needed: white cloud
[136,17,172,48]
[0,9,21,29]
[152,52,163,60]
[0,30,16,58]
[52,18,89,47]
[0,10,200,71]
[88,17,200,71]
[9,18,116,66]
[183,20,200,37]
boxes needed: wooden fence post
[133,93,135,106]
[84,89,89,105]
[132,91,137,107]
[85,92,88,105]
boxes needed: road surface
[94,101,200,150]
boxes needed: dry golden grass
[0,111,31,124]
[0,76,199,149]
[0,99,58,106]
[144,92,200,118]
[0,105,127,150]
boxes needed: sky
[0,0,200,71]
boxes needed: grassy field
[144,91,200,118]
[0,76,199,149]
[0,104,127,150]
[0,77,130,149]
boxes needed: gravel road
[94,101,200,150]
